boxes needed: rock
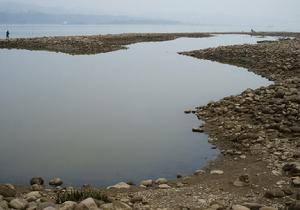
[107,182,131,189]
[0,184,16,197]
[243,203,264,210]
[30,177,44,186]
[293,177,300,187]
[140,179,153,187]
[32,184,44,191]
[155,178,168,184]
[25,191,42,202]
[49,178,63,187]
[232,205,250,210]
[259,207,278,210]
[289,201,300,210]
[37,202,56,210]
[158,184,171,189]
[9,198,28,209]
[264,189,285,199]
[233,174,250,187]
[43,207,57,210]
[192,127,204,133]
[283,162,300,176]
[291,126,300,133]
[210,170,224,175]
[101,201,132,210]
[75,198,98,210]
[184,109,192,114]
[194,170,205,175]
[130,196,143,203]
[59,201,77,210]
[0,200,8,209]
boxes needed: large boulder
[75,198,98,210]
[0,184,16,197]
[9,198,28,209]
[49,178,63,187]
[140,179,153,187]
[59,201,77,210]
[30,177,44,185]
[24,191,42,202]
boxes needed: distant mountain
[0,12,180,25]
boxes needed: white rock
[158,184,171,189]
[107,182,131,189]
[210,170,224,175]
[77,198,98,210]
[155,178,168,184]
[140,179,153,187]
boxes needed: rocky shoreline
[1,33,300,210]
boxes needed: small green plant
[56,188,109,204]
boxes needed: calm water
[0,24,299,38]
[0,35,274,186]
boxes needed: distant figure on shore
[251,29,256,33]
[6,30,10,40]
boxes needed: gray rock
[289,201,300,210]
[130,196,143,203]
[32,184,44,191]
[155,178,168,184]
[9,198,28,209]
[37,202,56,210]
[243,203,264,210]
[140,179,153,187]
[264,189,285,199]
[158,184,171,189]
[259,207,278,210]
[0,200,8,209]
[43,207,57,210]
[49,178,63,187]
[232,205,250,210]
[233,174,250,187]
[101,201,132,210]
[75,198,98,210]
[283,162,300,176]
[25,191,42,202]
[0,184,16,197]
[59,201,77,210]
[293,177,300,187]
[30,177,44,186]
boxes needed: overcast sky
[1,0,300,25]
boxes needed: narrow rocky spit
[0,33,211,55]
[1,33,300,210]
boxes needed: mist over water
[0,35,274,186]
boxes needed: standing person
[6,30,9,40]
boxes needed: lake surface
[1,24,299,38]
[0,35,274,186]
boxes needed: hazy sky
[1,0,300,25]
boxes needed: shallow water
[0,35,274,186]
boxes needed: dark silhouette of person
[6,30,9,39]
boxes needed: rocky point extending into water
[1,33,300,209]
